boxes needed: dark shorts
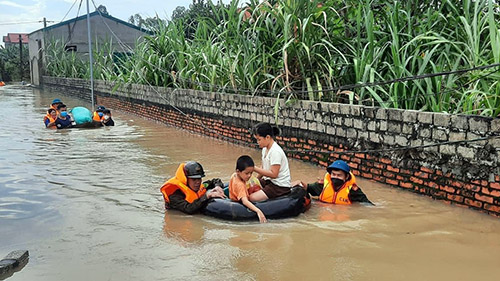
[260,179,291,199]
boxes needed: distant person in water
[101,109,114,126]
[92,105,106,123]
[44,108,57,128]
[306,160,373,205]
[55,104,74,129]
[44,99,63,125]
[160,161,226,214]
[50,98,63,111]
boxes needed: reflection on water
[0,86,500,281]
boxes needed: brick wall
[42,76,500,216]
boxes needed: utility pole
[18,34,22,81]
[43,17,47,28]
[86,0,95,111]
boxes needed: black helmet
[96,105,106,112]
[184,161,205,179]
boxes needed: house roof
[29,11,151,36]
[2,33,29,44]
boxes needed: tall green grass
[45,0,500,116]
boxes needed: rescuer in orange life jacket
[92,105,106,122]
[50,98,63,111]
[160,161,226,214]
[306,160,373,205]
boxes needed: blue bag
[70,106,92,125]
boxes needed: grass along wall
[42,76,500,216]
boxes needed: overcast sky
[0,0,233,46]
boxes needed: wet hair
[253,122,280,138]
[48,108,56,114]
[236,155,254,171]
[103,109,111,114]
[57,104,67,110]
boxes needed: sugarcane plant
[44,0,500,117]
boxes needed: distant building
[28,11,150,85]
[2,33,29,47]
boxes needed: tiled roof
[29,11,151,35]
[2,33,29,44]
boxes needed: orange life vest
[44,114,57,126]
[0,81,5,86]
[160,163,207,205]
[93,112,103,122]
[318,172,357,204]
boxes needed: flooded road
[1,86,499,281]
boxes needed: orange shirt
[229,173,262,202]
[229,173,248,202]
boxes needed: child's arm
[241,196,267,223]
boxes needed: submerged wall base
[42,76,500,217]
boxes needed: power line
[336,65,500,107]
[90,0,239,144]
[89,3,500,157]
[81,2,500,102]
[67,0,84,45]
[283,135,500,156]
[60,0,79,22]
[0,20,55,26]
[80,2,500,159]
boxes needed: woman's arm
[241,196,267,223]
[253,164,280,179]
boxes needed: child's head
[103,109,112,119]
[235,155,254,182]
[253,122,280,148]
[48,108,57,118]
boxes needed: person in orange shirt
[229,155,267,223]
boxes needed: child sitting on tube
[229,155,267,223]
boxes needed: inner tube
[202,187,311,221]
[70,106,92,125]
[70,106,103,128]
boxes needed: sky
[0,0,233,46]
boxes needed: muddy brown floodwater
[1,86,499,281]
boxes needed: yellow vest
[319,172,357,204]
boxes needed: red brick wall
[42,76,500,217]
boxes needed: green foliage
[170,0,230,39]
[0,44,29,82]
[128,14,166,31]
[46,0,500,117]
[44,39,119,81]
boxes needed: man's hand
[207,186,226,199]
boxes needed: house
[28,10,150,85]
[2,33,29,47]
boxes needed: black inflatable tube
[72,121,102,128]
[202,187,310,221]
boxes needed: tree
[170,0,229,39]
[96,4,109,15]
[171,6,187,21]
[128,13,165,31]
[0,45,29,82]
